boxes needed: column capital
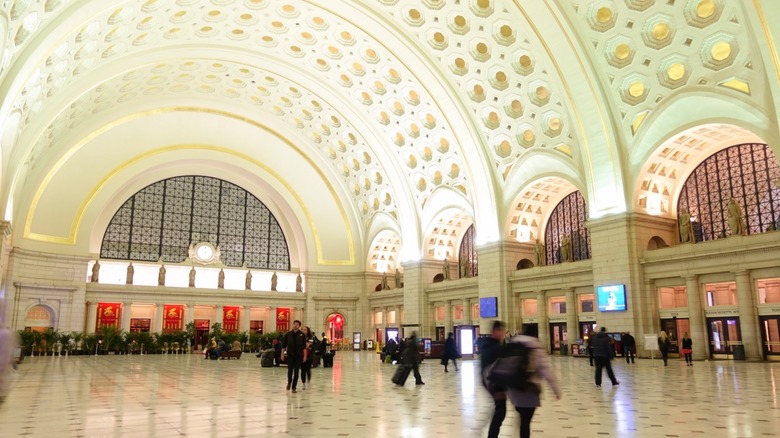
[732,270,751,277]
[684,275,699,282]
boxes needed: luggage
[392,364,412,386]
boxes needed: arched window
[100,176,290,270]
[678,143,780,242]
[458,224,478,278]
[544,191,591,264]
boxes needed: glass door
[549,322,567,353]
[707,317,741,358]
[457,326,475,357]
[760,316,780,360]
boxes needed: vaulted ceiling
[1,0,777,270]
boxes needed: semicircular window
[544,190,591,265]
[100,176,290,270]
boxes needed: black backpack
[485,340,537,392]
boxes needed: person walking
[506,325,562,438]
[283,320,306,393]
[622,331,636,364]
[592,327,619,388]
[480,321,507,438]
[403,332,424,385]
[681,332,693,366]
[658,330,671,366]
[441,332,460,372]
[300,326,314,389]
[586,331,595,366]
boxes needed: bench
[220,350,242,360]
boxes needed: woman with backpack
[500,325,562,438]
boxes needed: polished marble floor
[1,351,779,437]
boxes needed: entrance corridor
[1,352,779,437]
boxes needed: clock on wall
[189,242,219,264]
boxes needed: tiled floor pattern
[1,352,779,437]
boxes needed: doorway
[579,322,596,340]
[435,327,445,341]
[660,318,690,354]
[325,313,345,344]
[194,319,210,350]
[707,317,741,359]
[760,316,780,361]
[549,322,567,354]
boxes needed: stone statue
[534,239,545,266]
[442,258,450,280]
[126,263,134,285]
[296,273,302,292]
[561,234,573,262]
[394,268,401,289]
[91,260,100,283]
[158,265,166,286]
[381,272,389,290]
[189,267,196,287]
[679,208,694,243]
[245,270,252,290]
[271,272,278,291]
[727,198,745,237]
[459,256,470,278]
[218,269,225,289]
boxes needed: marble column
[462,298,471,326]
[685,276,707,361]
[444,300,453,338]
[735,270,760,360]
[216,305,224,329]
[121,301,132,332]
[154,303,164,333]
[184,303,194,327]
[401,260,428,337]
[240,306,250,333]
[565,288,577,350]
[86,301,98,334]
[536,290,549,353]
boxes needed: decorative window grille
[544,191,591,265]
[100,176,290,270]
[678,143,780,242]
[458,224,478,278]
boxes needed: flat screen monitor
[597,284,627,312]
[479,297,498,318]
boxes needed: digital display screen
[479,297,498,318]
[597,284,627,312]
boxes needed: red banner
[163,304,183,333]
[97,302,121,330]
[276,307,291,332]
[223,306,240,333]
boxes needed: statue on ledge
[296,274,302,292]
[442,258,450,280]
[459,256,470,278]
[727,198,745,237]
[158,265,166,286]
[534,239,545,266]
[394,268,402,289]
[126,263,134,285]
[561,234,573,262]
[678,208,694,244]
[271,272,278,291]
[245,270,252,290]
[381,272,389,290]
[189,267,196,288]
[218,269,225,289]
[91,261,100,283]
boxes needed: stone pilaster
[476,241,514,334]
[565,288,577,349]
[536,290,548,353]
[86,301,98,333]
[685,276,707,360]
[735,270,760,360]
[400,260,429,337]
[154,303,164,333]
[121,301,132,332]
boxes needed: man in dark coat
[480,321,507,438]
[283,320,306,392]
[592,327,619,388]
[441,332,460,372]
[622,331,636,364]
[403,332,424,385]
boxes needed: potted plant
[98,326,123,354]
[58,332,73,356]
[71,331,85,355]
[17,330,34,357]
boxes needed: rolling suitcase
[392,364,411,385]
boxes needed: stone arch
[647,236,668,250]
[516,259,534,270]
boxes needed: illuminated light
[376,260,388,273]
[516,225,531,242]
[646,194,662,215]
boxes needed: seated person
[205,339,218,359]
[231,340,242,351]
